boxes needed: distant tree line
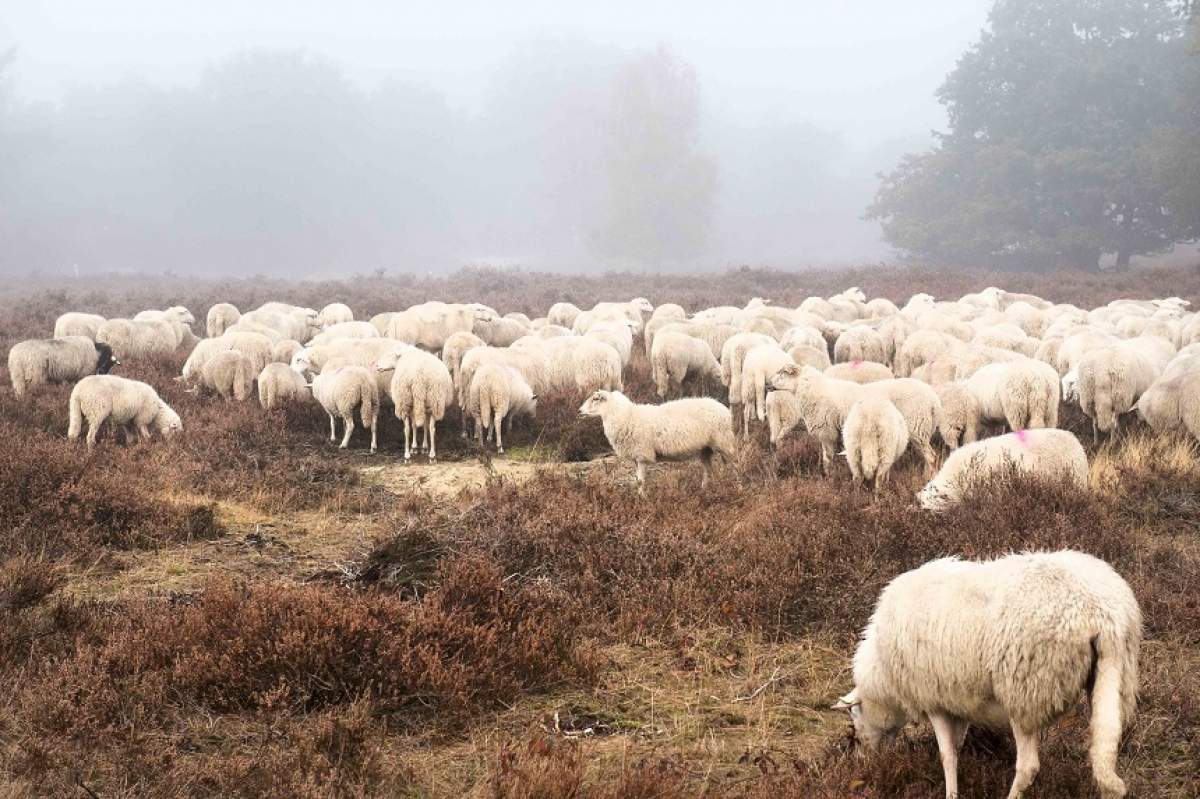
[869,0,1200,271]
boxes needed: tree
[591,47,717,268]
[868,0,1196,271]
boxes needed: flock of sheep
[9,283,1196,798]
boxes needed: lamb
[8,337,119,400]
[376,347,454,461]
[933,382,981,449]
[650,331,722,398]
[1077,343,1164,441]
[441,330,486,390]
[206,303,241,338]
[1135,371,1200,442]
[824,360,893,384]
[54,312,106,340]
[739,344,794,436]
[842,397,909,492]
[964,360,1060,432]
[306,321,379,348]
[257,362,310,409]
[834,326,887,364]
[201,350,256,401]
[318,302,354,328]
[68,375,182,450]
[917,428,1087,511]
[837,550,1140,799]
[768,365,939,475]
[468,364,538,453]
[308,365,380,453]
[578,390,736,495]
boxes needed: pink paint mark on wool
[852,359,863,368]
[1014,429,1030,445]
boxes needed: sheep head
[578,390,611,417]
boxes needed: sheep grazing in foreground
[8,337,119,399]
[917,428,1087,511]
[257,363,310,410]
[842,397,908,492]
[206,303,240,338]
[377,347,454,461]
[579,390,736,495]
[54,312,106,340]
[838,550,1140,799]
[468,363,538,453]
[68,375,182,449]
[650,330,722,398]
[201,350,256,401]
[309,366,380,453]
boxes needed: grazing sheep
[838,550,1140,799]
[650,331,722,398]
[579,390,736,495]
[206,303,241,338]
[441,330,487,390]
[765,387,803,446]
[54,312,106,340]
[530,337,621,397]
[1077,343,1165,441]
[572,298,654,336]
[257,363,310,409]
[739,344,794,436]
[8,337,119,400]
[97,318,179,360]
[318,302,354,328]
[306,321,379,348]
[876,314,915,367]
[291,338,402,397]
[201,350,256,401]
[377,348,454,461]
[787,343,832,371]
[271,339,303,365]
[468,364,538,453]
[309,366,380,453]
[1134,370,1200,442]
[548,302,582,329]
[824,360,893,384]
[917,428,1087,511]
[834,326,887,364]
[842,397,908,492]
[133,307,196,347]
[68,375,182,450]
[964,360,1060,433]
[933,382,981,449]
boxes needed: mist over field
[0,1,990,276]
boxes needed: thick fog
[0,1,991,276]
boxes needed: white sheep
[739,343,794,437]
[68,375,182,449]
[201,350,256,401]
[504,312,533,326]
[787,344,832,371]
[964,359,1060,432]
[720,332,775,409]
[96,318,179,360]
[1135,371,1200,442]
[917,428,1087,511]
[441,330,487,390]
[765,387,803,446]
[529,337,621,397]
[834,325,887,364]
[547,302,582,329]
[473,316,529,347]
[8,337,119,400]
[838,550,1140,799]
[377,347,453,461]
[824,360,893,384]
[864,297,899,318]
[650,302,687,321]
[133,307,196,347]
[578,390,736,495]
[842,396,908,492]
[306,321,380,348]
[933,382,980,449]
[271,339,303,365]
[468,363,538,453]
[1077,342,1167,441]
[257,362,310,409]
[650,331,722,398]
[206,303,241,338]
[318,302,354,328]
[585,319,636,369]
[54,312,106,340]
[457,346,549,436]
[387,303,495,351]
[309,365,380,453]
[894,329,963,377]
[654,321,740,361]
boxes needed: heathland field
[1,266,1198,798]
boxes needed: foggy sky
[1,1,993,271]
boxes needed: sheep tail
[1088,627,1138,797]
[478,387,494,436]
[360,381,379,429]
[68,388,83,439]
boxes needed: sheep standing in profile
[8,337,119,399]
[54,312,107,340]
[68,375,182,449]
[842,397,908,492]
[837,550,1140,799]
[917,428,1087,511]
[309,366,380,453]
[579,390,736,495]
[257,363,310,409]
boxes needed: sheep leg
[929,711,962,799]
[403,418,412,461]
[742,402,752,438]
[369,417,377,454]
[328,414,337,443]
[1006,726,1040,799]
[428,422,437,462]
[86,420,100,451]
[476,416,485,445]
[340,414,355,449]
[916,439,937,477]
[460,406,469,439]
[138,423,152,442]
[699,449,713,488]
[494,410,504,454]
[635,461,647,496]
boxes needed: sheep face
[631,298,654,315]
[374,348,406,372]
[291,351,314,375]
[155,404,183,436]
[768,363,809,392]
[167,306,196,325]
[578,391,610,417]
[471,304,497,323]
[833,692,901,752]
[94,343,120,374]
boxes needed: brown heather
[0,265,1195,796]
